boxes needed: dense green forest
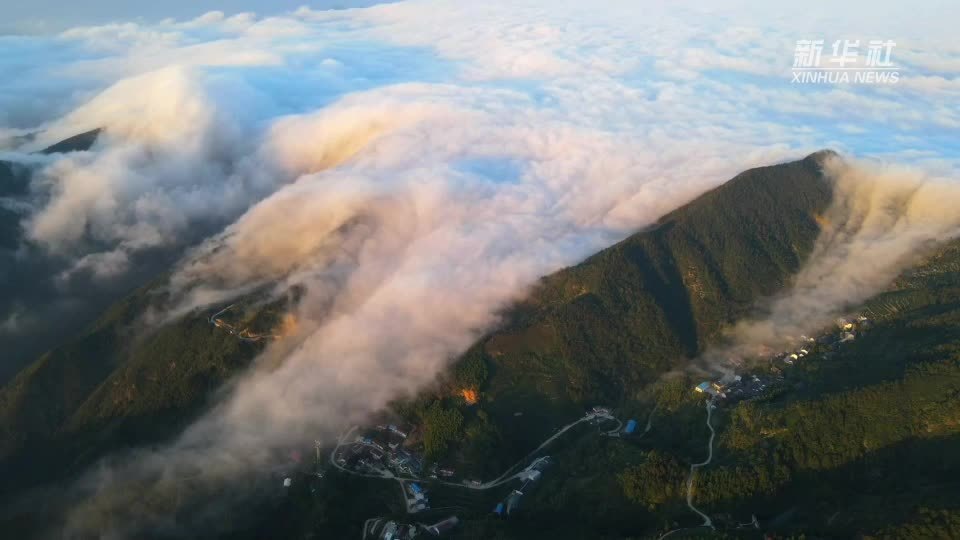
[463,237,960,540]
[0,152,835,534]
[438,151,834,472]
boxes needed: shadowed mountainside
[0,152,835,508]
[469,152,833,460]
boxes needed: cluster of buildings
[493,456,551,518]
[337,424,426,479]
[370,516,459,540]
[693,315,873,403]
[404,482,430,513]
[772,315,871,368]
[694,374,782,404]
[337,424,457,486]
[837,315,869,340]
[430,465,456,479]
[376,520,416,540]
[694,381,725,398]
[591,406,612,417]
[388,448,423,477]
[715,374,780,403]
[208,304,280,342]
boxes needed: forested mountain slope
[249,153,960,540]
[0,151,836,526]
[477,237,960,540]
[460,151,833,463]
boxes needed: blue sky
[4,0,958,264]
[2,3,958,531]
[0,0,392,33]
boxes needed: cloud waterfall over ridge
[61,81,772,537]
[0,0,958,535]
[699,156,960,374]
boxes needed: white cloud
[702,156,960,375]
[25,66,278,265]
[60,22,184,52]
[0,0,957,535]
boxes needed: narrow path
[636,404,658,439]
[361,518,381,540]
[397,479,414,513]
[478,412,614,488]
[607,405,657,438]
[330,413,615,491]
[656,398,716,540]
[686,398,716,528]
[602,417,623,435]
[208,303,235,323]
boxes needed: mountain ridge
[0,150,871,538]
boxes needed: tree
[619,450,686,508]
[422,402,464,461]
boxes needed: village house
[695,381,720,397]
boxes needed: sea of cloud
[0,0,958,536]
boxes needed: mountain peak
[40,128,101,154]
[804,148,840,166]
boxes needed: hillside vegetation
[446,152,833,468]
[474,238,960,539]
[0,151,857,537]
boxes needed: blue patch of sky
[693,68,951,159]
[206,40,456,116]
[0,35,122,126]
[455,157,524,185]
[2,1,397,34]
[469,77,554,107]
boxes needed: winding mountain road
[686,398,716,528]
[657,398,717,540]
[330,412,617,492]
[637,404,658,439]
